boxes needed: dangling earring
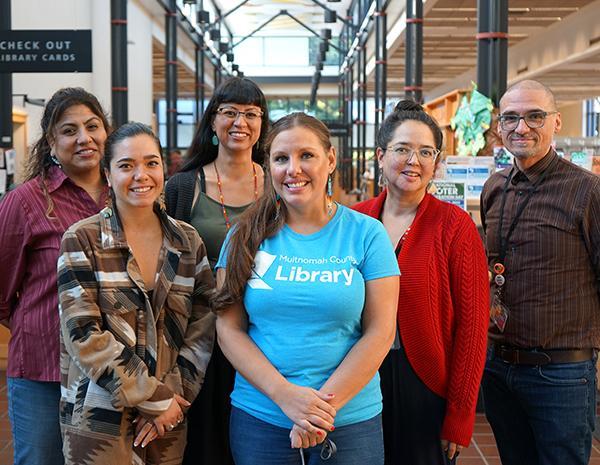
[103,190,115,218]
[426,178,434,192]
[212,133,219,146]
[255,140,260,150]
[50,153,62,168]
[378,171,387,188]
[274,193,281,221]
[326,173,334,217]
[158,191,166,211]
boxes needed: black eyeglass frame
[498,111,558,131]
[214,107,264,120]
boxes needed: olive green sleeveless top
[189,168,252,271]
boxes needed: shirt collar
[99,204,192,253]
[513,148,558,184]
[45,165,71,193]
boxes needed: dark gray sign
[0,30,92,72]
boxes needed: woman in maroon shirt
[0,87,110,465]
[353,101,489,465]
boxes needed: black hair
[376,100,443,152]
[25,87,110,218]
[180,77,269,172]
[103,122,162,172]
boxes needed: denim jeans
[229,407,384,465]
[7,377,64,465]
[482,348,596,465]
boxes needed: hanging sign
[0,30,92,72]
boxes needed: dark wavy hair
[377,100,443,155]
[25,87,110,218]
[213,113,332,310]
[180,77,269,172]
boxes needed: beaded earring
[50,153,62,168]
[274,193,281,221]
[158,191,166,211]
[327,174,334,217]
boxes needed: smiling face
[378,120,437,199]
[269,126,336,217]
[211,103,263,155]
[105,134,164,213]
[498,87,561,169]
[49,104,107,178]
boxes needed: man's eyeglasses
[215,107,263,121]
[498,111,557,131]
[385,145,440,162]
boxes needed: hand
[289,424,327,449]
[273,383,336,433]
[133,416,157,448]
[152,397,184,437]
[441,440,463,460]
[174,394,191,413]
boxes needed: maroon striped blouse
[0,165,107,381]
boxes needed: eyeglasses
[215,107,263,121]
[498,111,557,131]
[385,145,440,162]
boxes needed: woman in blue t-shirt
[213,113,400,465]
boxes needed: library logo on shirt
[248,250,277,290]
[248,251,356,290]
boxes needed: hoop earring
[327,174,334,217]
[212,133,219,146]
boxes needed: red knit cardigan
[353,191,489,446]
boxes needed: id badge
[490,292,509,333]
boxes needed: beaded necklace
[213,160,258,229]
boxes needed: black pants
[380,345,449,465]
[183,342,236,465]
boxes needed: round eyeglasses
[215,107,263,121]
[498,111,557,131]
[385,145,440,162]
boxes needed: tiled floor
[0,373,599,465]
[457,412,600,465]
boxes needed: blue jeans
[482,348,596,465]
[230,407,384,465]
[7,377,64,465]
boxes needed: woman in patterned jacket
[58,122,216,465]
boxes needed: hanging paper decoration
[450,83,494,156]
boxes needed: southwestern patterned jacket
[58,207,215,465]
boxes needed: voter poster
[432,181,466,210]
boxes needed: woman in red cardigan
[353,101,489,465]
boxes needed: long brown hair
[26,87,110,218]
[213,112,333,310]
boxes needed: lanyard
[495,166,549,267]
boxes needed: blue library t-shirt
[216,205,400,428]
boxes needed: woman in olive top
[165,76,269,465]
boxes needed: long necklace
[214,161,258,229]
